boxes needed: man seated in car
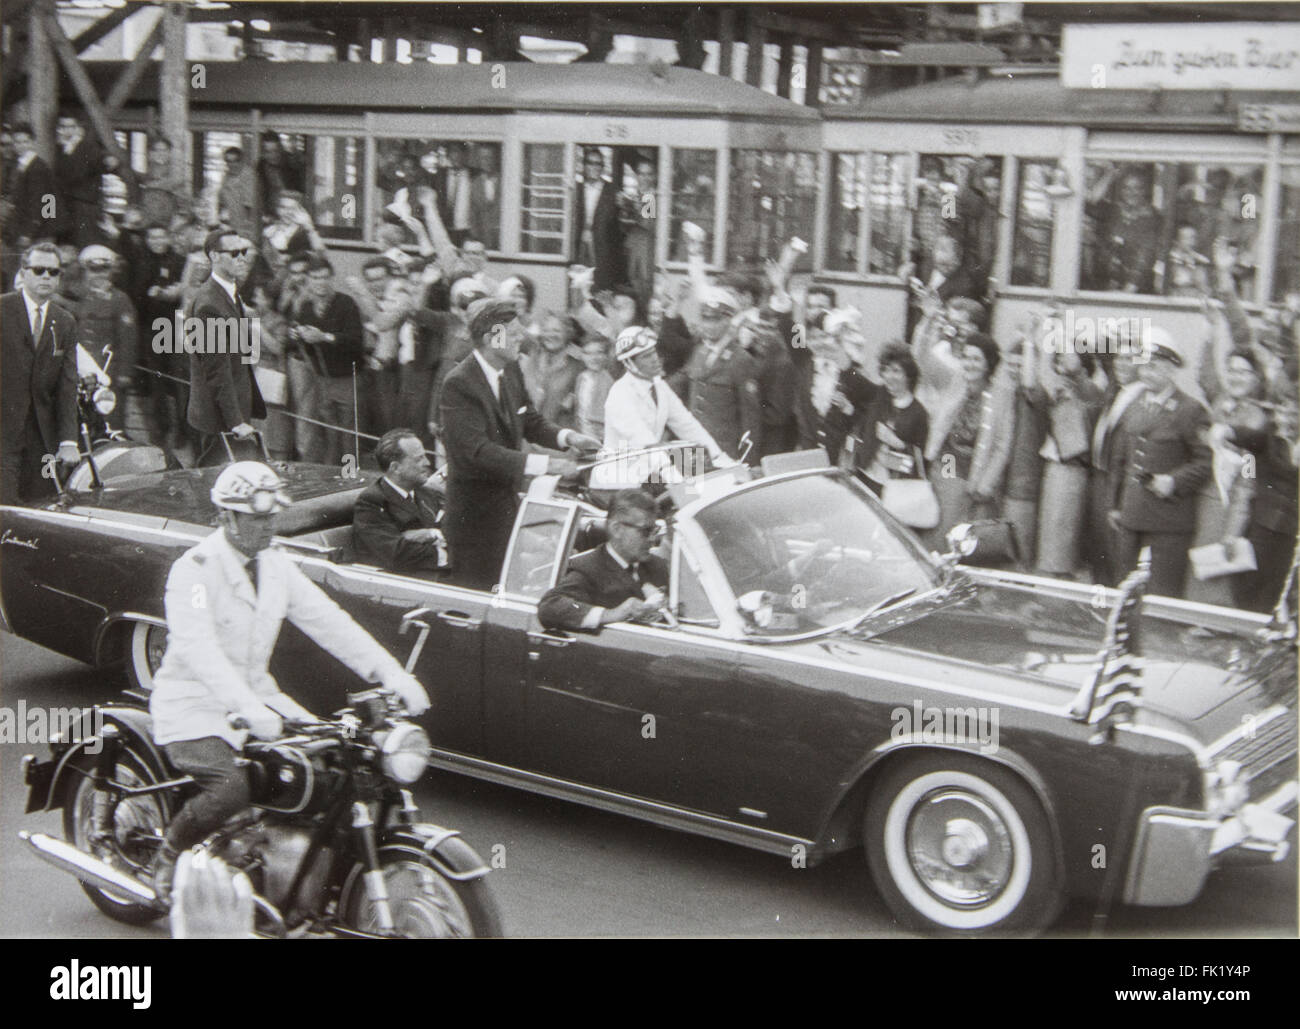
[538,489,668,630]
[352,428,446,575]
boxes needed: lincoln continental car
[1,459,1295,934]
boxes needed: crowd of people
[3,109,1297,612]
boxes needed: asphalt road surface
[1,632,1295,939]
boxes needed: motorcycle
[20,615,502,938]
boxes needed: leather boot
[152,842,180,908]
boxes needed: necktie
[31,305,45,346]
[649,382,659,410]
[243,557,258,595]
[234,290,247,319]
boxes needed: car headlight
[1203,759,1249,818]
[93,387,116,415]
[378,723,431,784]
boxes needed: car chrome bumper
[1123,780,1297,907]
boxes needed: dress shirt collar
[210,271,239,306]
[605,542,633,570]
[382,475,411,501]
[472,348,505,399]
[1147,384,1176,409]
[20,289,48,322]
[17,151,35,172]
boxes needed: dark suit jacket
[538,546,670,630]
[1112,387,1211,533]
[440,354,566,589]
[5,156,55,242]
[1234,426,1299,536]
[352,478,444,572]
[185,276,266,434]
[53,137,104,243]
[1,291,79,455]
[287,290,365,378]
[570,180,623,291]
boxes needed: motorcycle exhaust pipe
[19,831,159,906]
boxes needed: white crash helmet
[211,462,292,515]
[615,325,658,364]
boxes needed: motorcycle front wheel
[62,748,171,926]
[340,844,502,939]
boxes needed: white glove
[382,670,431,717]
[241,704,283,741]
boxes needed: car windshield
[693,472,940,636]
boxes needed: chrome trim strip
[425,747,813,856]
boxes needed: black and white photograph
[0,0,1297,966]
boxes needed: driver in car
[148,461,430,906]
[538,489,669,630]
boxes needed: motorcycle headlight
[1203,759,1249,818]
[93,387,117,415]
[379,723,431,785]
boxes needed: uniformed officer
[149,462,430,904]
[1108,328,1211,598]
[684,286,761,463]
[72,245,137,427]
[596,325,734,489]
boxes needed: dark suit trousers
[1084,467,1120,586]
[1,412,59,504]
[1116,528,1191,599]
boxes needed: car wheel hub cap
[908,789,1013,907]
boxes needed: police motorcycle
[19,621,502,939]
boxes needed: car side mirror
[936,523,978,567]
[737,589,774,629]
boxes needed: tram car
[92,58,1296,362]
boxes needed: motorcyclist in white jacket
[149,462,430,904]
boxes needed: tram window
[192,130,255,221]
[911,155,1002,286]
[1010,160,1058,289]
[375,138,502,250]
[521,143,567,256]
[827,153,867,272]
[726,150,817,268]
[867,153,910,276]
[297,134,363,241]
[1274,168,1300,303]
[669,148,716,262]
[1081,160,1264,297]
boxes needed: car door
[286,556,491,756]
[518,524,754,818]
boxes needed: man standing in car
[440,297,600,590]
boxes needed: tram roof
[823,71,1297,131]
[89,59,821,123]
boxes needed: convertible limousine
[2,452,1295,934]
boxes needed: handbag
[880,448,940,530]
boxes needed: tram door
[573,144,659,304]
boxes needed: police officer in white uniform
[595,325,734,490]
[149,462,430,903]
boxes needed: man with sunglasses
[148,461,430,905]
[186,230,265,465]
[1,242,81,503]
[538,489,668,630]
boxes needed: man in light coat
[149,462,429,904]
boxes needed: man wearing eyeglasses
[186,230,266,465]
[538,489,668,630]
[1,242,81,503]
